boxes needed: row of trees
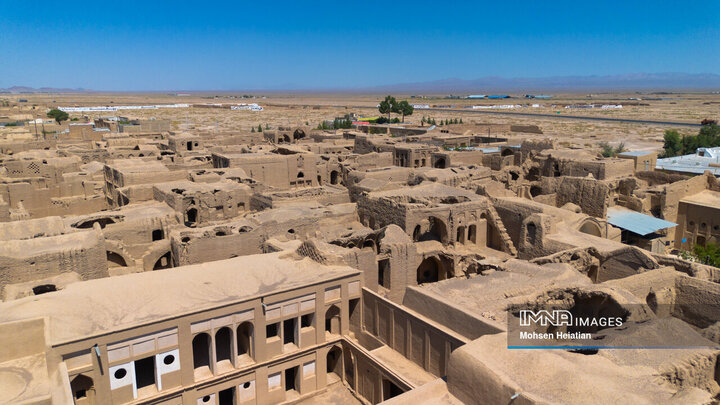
[378,96,414,122]
[317,117,353,130]
[422,117,462,126]
[662,123,720,157]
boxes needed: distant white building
[230,103,263,111]
[656,146,720,176]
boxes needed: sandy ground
[293,381,362,405]
[2,91,717,153]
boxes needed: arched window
[70,374,95,404]
[526,222,537,244]
[215,327,233,365]
[237,322,254,360]
[325,305,341,335]
[192,333,212,371]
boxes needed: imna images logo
[519,310,573,327]
[518,309,623,328]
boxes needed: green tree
[662,129,683,157]
[257,124,263,132]
[251,126,255,132]
[459,118,463,124]
[378,95,397,120]
[47,108,69,124]
[694,242,720,268]
[614,142,626,155]
[599,142,615,157]
[397,100,414,122]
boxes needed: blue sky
[1,1,718,90]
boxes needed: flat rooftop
[618,151,654,157]
[106,159,170,173]
[680,190,720,209]
[0,250,359,344]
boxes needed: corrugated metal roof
[606,207,677,236]
[618,151,653,157]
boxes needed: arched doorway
[526,167,540,181]
[434,157,446,168]
[362,239,376,252]
[501,148,514,157]
[417,257,442,284]
[293,129,306,140]
[330,170,339,185]
[420,216,447,243]
[153,252,172,270]
[412,225,422,242]
[326,346,343,384]
[70,374,95,405]
[468,224,477,244]
[456,226,466,244]
[325,305,341,335]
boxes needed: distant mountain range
[356,73,720,93]
[3,73,720,93]
[0,86,92,93]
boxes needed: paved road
[349,106,701,127]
